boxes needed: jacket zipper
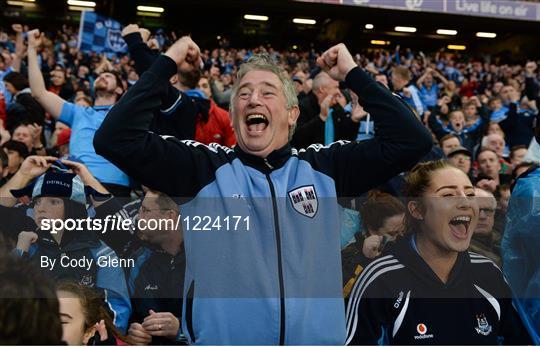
[265,172,285,345]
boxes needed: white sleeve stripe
[298,140,351,153]
[160,93,182,114]
[345,257,399,335]
[345,255,394,326]
[103,289,118,326]
[346,264,405,345]
[392,290,411,338]
[474,284,501,320]
[468,251,488,258]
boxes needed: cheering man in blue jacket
[94,36,432,345]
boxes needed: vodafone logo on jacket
[414,323,434,340]
[417,323,427,335]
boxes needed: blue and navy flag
[78,11,127,54]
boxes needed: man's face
[511,148,528,167]
[197,77,212,99]
[317,78,340,102]
[478,151,501,178]
[13,126,33,150]
[137,195,173,244]
[441,137,460,156]
[474,192,496,236]
[449,153,471,174]
[486,134,505,158]
[50,70,66,87]
[93,72,118,94]
[424,74,433,87]
[464,104,477,117]
[232,70,299,158]
[391,74,407,91]
[500,86,515,103]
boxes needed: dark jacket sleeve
[124,32,183,115]
[335,107,361,142]
[301,67,432,197]
[0,204,35,241]
[292,114,325,148]
[427,106,449,140]
[92,198,136,258]
[525,76,539,102]
[345,268,392,345]
[94,55,226,198]
[124,32,160,76]
[499,102,519,135]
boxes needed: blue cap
[11,161,86,205]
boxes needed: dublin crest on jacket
[288,185,318,218]
[475,314,492,336]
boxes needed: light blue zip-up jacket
[94,54,432,345]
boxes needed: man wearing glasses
[470,187,501,266]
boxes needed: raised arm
[26,29,65,119]
[0,155,57,207]
[416,68,431,89]
[11,24,25,72]
[94,37,217,197]
[305,44,432,196]
[122,24,160,76]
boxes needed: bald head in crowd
[311,71,340,104]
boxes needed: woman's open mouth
[448,215,471,239]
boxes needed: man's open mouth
[448,215,471,239]
[246,114,269,133]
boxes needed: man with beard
[26,29,130,196]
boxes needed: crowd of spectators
[0,21,539,344]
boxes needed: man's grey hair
[230,53,299,140]
[311,71,333,94]
[481,133,505,148]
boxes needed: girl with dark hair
[342,191,405,297]
[345,160,531,345]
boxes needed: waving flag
[78,11,127,54]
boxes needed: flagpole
[77,10,86,51]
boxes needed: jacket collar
[390,234,470,289]
[37,227,100,251]
[234,143,293,173]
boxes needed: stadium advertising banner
[298,0,540,21]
